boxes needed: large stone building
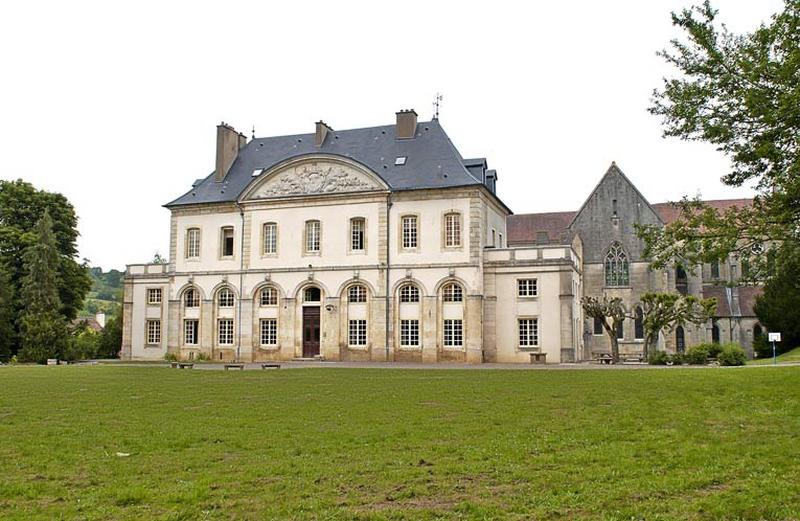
[122,110,760,363]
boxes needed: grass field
[750,346,800,365]
[1,366,799,520]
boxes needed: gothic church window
[604,242,629,287]
[634,306,644,340]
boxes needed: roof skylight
[394,156,407,166]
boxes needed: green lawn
[750,346,800,365]
[1,366,799,520]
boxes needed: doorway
[302,307,321,357]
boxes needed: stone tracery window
[604,242,629,287]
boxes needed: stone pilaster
[465,295,484,363]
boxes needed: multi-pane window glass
[305,220,321,253]
[221,226,234,257]
[348,285,367,303]
[218,319,234,345]
[605,242,629,286]
[184,289,200,308]
[517,279,538,297]
[260,318,277,346]
[260,287,278,306]
[263,222,277,255]
[443,283,463,302]
[518,318,539,348]
[400,320,420,347]
[348,319,367,346]
[146,320,161,344]
[218,288,234,308]
[350,218,365,251]
[402,216,418,249]
[147,288,162,305]
[399,284,420,303]
[186,228,201,259]
[304,286,321,302]
[444,212,461,247]
[443,319,463,347]
[184,319,198,345]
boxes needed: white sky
[0,1,783,270]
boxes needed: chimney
[315,121,332,147]
[395,109,418,139]
[215,122,242,183]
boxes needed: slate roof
[166,119,506,209]
[702,285,762,318]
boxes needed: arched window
[634,306,644,340]
[712,322,720,344]
[442,283,463,302]
[217,287,234,308]
[676,266,688,295]
[184,288,200,308]
[260,286,278,306]
[304,286,321,302]
[399,284,420,303]
[753,324,763,341]
[676,326,685,353]
[348,285,367,303]
[604,242,629,287]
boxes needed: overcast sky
[0,1,783,270]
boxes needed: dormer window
[394,156,407,166]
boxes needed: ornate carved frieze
[249,160,381,199]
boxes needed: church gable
[243,157,387,201]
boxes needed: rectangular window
[305,220,321,253]
[146,320,161,345]
[498,233,503,248]
[147,288,162,305]
[184,319,198,345]
[616,320,624,340]
[491,229,496,247]
[349,319,367,346]
[260,318,277,346]
[186,228,201,259]
[402,215,418,249]
[350,218,365,252]
[221,227,234,257]
[519,318,539,348]
[263,223,277,255]
[444,213,461,247]
[593,316,604,335]
[400,319,419,347]
[443,319,463,347]
[218,319,234,345]
[517,279,538,297]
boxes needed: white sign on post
[768,332,781,342]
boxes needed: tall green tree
[96,306,123,359]
[18,212,69,363]
[639,1,800,275]
[753,242,800,351]
[0,264,13,361]
[639,292,716,358]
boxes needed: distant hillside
[82,267,123,316]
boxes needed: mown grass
[750,346,800,365]
[1,366,799,520]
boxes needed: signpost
[768,332,781,364]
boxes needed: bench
[529,352,547,365]
[170,362,179,368]
[224,363,245,371]
[593,353,614,365]
[261,363,281,370]
[177,363,194,369]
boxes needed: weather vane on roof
[433,93,443,120]
[251,125,256,140]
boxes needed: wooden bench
[224,363,245,371]
[177,363,194,369]
[261,363,281,370]
[529,352,547,364]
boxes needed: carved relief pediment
[247,159,384,200]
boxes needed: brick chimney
[315,121,332,147]
[395,109,418,139]
[215,122,245,183]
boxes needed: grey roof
[166,119,507,209]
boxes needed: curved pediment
[243,156,387,201]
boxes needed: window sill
[516,296,539,301]
[258,345,279,350]
[219,257,236,261]
[147,303,162,307]
[348,345,368,350]
[443,345,465,351]
[144,344,162,349]
[517,346,541,352]
[260,253,278,259]
[603,285,632,289]
[398,345,422,351]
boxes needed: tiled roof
[702,285,762,318]
[652,199,753,224]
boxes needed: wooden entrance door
[302,307,321,357]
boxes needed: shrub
[163,352,178,362]
[753,334,772,359]
[649,350,670,365]
[197,352,210,361]
[686,345,710,365]
[670,352,685,366]
[718,343,747,366]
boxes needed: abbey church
[122,110,760,363]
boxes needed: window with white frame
[444,212,461,247]
[443,283,463,302]
[348,285,367,303]
[186,228,201,259]
[443,319,463,347]
[348,319,367,346]
[260,318,277,346]
[218,319,234,345]
[220,226,235,257]
[350,218,365,252]
[400,319,420,347]
[146,320,161,345]
[184,319,198,345]
[218,288,234,308]
[184,288,200,308]
[401,215,418,249]
[517,279,538,297]
[518,318,539,348]
[305,220,321,253]
[147,288,162,305]
[399,284,420,303]
[263,222,277,255]
[260,287,278,306]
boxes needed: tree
[582,296,627,364]
[17,212,69,363]
[640,1,800,275]
[639,292,716,358]
[96,306,123,359]
[753,242,800,352]
[0,264,13,361]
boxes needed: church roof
[166,119,506,209]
